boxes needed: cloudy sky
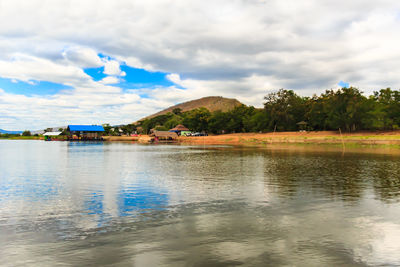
[1,0,400,130]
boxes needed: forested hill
[138,96,242,121]
[127,87,400,135]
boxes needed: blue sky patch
[98,53,114,61]
[84,66,107,82]
[118,188,168,216]
[0,58,182,99]
[118,65,176,89]
[0,78,73,96]
[338,81,350,88]
[84,64,178,89]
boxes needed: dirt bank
[102,131,400,147]
[103,136,139,142]
[178,131,400,147]
[102,135,152,143]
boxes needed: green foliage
[247,109,269,132]
[321,87,367,131]
[264,89,308,131]
[0,133,11,138]
[102,124,112,135]
[139,114,174,134]
[182,108,211,132]
[22,130,31,136]
[208,110,229,134]
[172,108,182,115]
[154,125,168,131]
[164,115,183,129]
[120,124,136,135]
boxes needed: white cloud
[99,76,120,84]
[103,60,122,76]
[0,54,91,86]
[166,73,181,84]
[1,0,400,129]
[62,46,103,68]
[0,83,149,130]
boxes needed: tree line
[127,87,400,134]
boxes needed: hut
[150,131,178,142]
[296,121,308,131]
[67,125,105,140]
[43,131,62,136]
[43,131,62,141]
[169,124,189,136]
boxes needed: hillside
[139,96,243,121]
[0,129,22,134]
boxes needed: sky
[1,0,400,130]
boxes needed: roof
[150,131,178,138]
[170,124,189,131]
[67,125,105,132]
[43,131,62,136]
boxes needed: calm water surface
[1,140,400,266]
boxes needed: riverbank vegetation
[135,87,400,134]
[0,134,41,140]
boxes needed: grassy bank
[0,135,42,140]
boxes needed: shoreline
[177,131,400,147]
[3,131,400,148]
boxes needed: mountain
[0,129,22,134]
[139,96,243,121]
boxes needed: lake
[1,140,400,266]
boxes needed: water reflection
[118,189,168,216]
[1,140,400,266]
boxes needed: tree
[154,125,168,131]
[224,105,257,133]
[137,114,174,134]
[172,108,182,115]
[208,111,229,134]
[120,124,136,135]
[102,124,112,135]
[264,89,307,131]
[247,109,269,132]
[360,96,386,130]
[305,95,327,130]
[183,108,211,132]
[322,87,367,131]
[375,88,400,129]
[22,130,31,136]
[164,115,184,130]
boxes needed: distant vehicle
[192,132,208,136]
[180,131,192,136]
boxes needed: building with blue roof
[67,125,105,140]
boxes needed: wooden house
[150,131,178,142]
[67,125,105,141]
